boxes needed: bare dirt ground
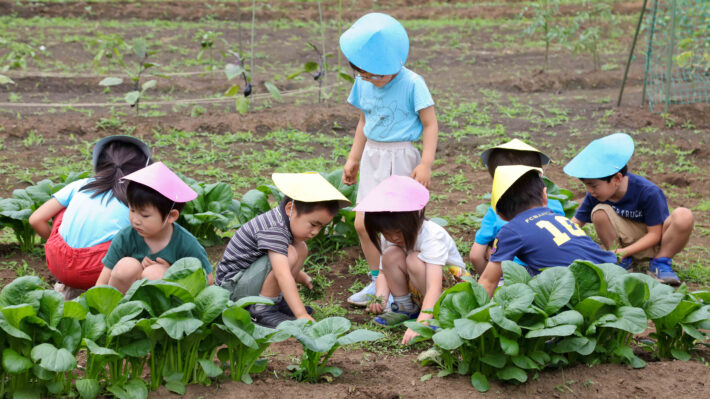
[1,1,709,397]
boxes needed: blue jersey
[347,67,434,142]
[490,207,617,275]
[574,173,668,226]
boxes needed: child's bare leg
[380,246,409,297]
[469,243,489,275]
[591,209,618,249]
[260,242,307,297]
[656,207,694,259]
[108,257,143,294]
[404,252,428,294]
[142,263,170,281]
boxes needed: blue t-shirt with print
[490,207,617,275]
[347,67,434,142]
[574,173,669,226]
[53,178,131,249]
[475,199,565,267]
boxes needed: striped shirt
[216,206,293,285]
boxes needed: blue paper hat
[563,133,634,178]
[339,13,409,75]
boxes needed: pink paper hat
[121,162,197,203]
[353,175,429,212]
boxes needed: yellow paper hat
[491,165,543,213]
[272,172,351,207]
[480,139,551,167]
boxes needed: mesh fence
[644,0,710,112]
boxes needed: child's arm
[95,266,112,286]
[29,198,65,240]
[478,261,502,298]
[570,217,585,227]
[617,224,662,258]
[402,263,442,345]
[268,250,313,321]
[410,106,438,188]
[342,111,367,185]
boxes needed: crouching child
[216,173,350,328]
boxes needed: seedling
[193,30,224,71]
[224,50,253,114]
[287,42,354,103]
[97,38,165,112]
[519,0,563,71]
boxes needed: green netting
[644,0,710,112]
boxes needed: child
[354,176,468,345]
[29,135,151,299]
[216,173,350,328]
[479,165,617,297]
[339,12,440,307]
[94,162,212,293]
[470,139,566,274]
[564,133,694,285]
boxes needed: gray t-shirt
[216,206,293,285]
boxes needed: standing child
[564,133,694,285]
[479,166,618,297]
[470,139,566,274]
[95,162,212,293]
[216,173,350,328]
[29,135,151,299]
[354,176,468,345]
[340,12,439,307]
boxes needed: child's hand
[367,298,385,314]
[402,327,419,345]
[342,159,359,185]
[297,271,313,290]
[410,163,432,188]
[141,257,170,269]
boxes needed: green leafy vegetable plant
[277,317,383,382]
[177,175,240,246]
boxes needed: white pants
[356,140,421,203]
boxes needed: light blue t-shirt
[53,178,131,249]
[347,67,434,142]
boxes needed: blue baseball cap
[563,133,634,178]
[339,13,409,75]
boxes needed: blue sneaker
[347,275,394,307]
[373,302,420,327]
[617,257,633,271]
[648,257,680,286]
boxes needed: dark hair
[496,171,545,220]
[487,149,542,178]
[349,61,366,74]
[364,210,425,253]
[597,165,628,183]
[280,196,341,217]
[127,181,185,219]
[80,141,150,205]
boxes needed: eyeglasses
[356,72,387,81]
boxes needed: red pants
[45,210,112,290]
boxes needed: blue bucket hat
[563,133,634,179]
[339,13,409,75]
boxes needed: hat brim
[272,173,350,208]
[563,133,634,178]
[353,175,429,212]
[480,139,551,167]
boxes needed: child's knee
[670,207,694,230]
[381,246,405,268]
[591,208,611,226]
[110,258,142,283]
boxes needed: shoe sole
[646,270,681,286]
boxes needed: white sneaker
[347,276,394,307]
[54,282,84,301]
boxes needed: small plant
[224,50,253,114]
[287,42,354,103]
[193,30,224,71]
[98,38,165,112]
[520,0,562,71]
[87,33,129,74]
[0,37,39,70]
[176,175,240,247]
[277,317,383,382]
[565,1,619,71]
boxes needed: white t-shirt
[380,220,465,268]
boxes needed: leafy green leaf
[502,261,531,285]
[76,378,100,399]
[84,286,123,316]
[432,327,463,350]
[225,63,245,80]
[0,74,15,85]
[528,267,574,315]
[494,283,535,319]
[195,285,230,324]
[471,371,490,392]
[454,318,492,340]
[31,343,77,372]
[98,77,123,86]
[0,275,44,307]
[2,348,33,374]
[496,365,527,383]
[162,257,207,298]
[124,91,140,105]
[264,81,282,102]
[337,329,383,346]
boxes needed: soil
[1,1,710,398]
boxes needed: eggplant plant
[277,317,383,383]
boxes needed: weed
[23,130,44,147]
